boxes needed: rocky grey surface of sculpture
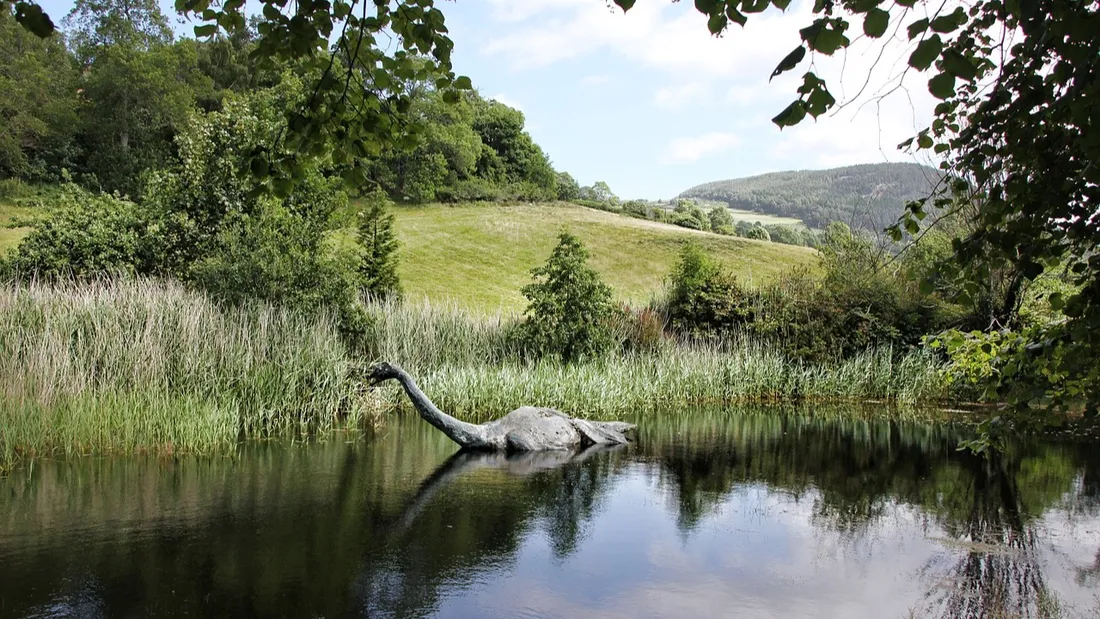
[367,362,636,451]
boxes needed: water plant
[0,278,360,471]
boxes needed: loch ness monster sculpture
[367,362,636,451]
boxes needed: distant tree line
[570,184,824,247]
[0,2,563,203]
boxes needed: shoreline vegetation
[0,278,959,473]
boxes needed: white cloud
[653,82,714,110]
[580,74,613,86]
[481,1,806,79]
[662,132,741,164]
[484,0,592,23]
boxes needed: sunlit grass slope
[390,202,818,312]
[0,202,33,254]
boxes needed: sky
[40,0,941,199]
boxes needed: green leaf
[930,7,967,33]
[250,156,270,179]
[919,279,934,295]
[942,49,980,81]
[904,218,920,234]
[805,85,835,118]
[770,46,806,81]
[771,0,793,9]
[613,0,636,10]
[707,13,728,34]
[772,100,807,128]
[1049,292,1065,311]
[928,72,956,99]
[453,75,473,90]
[194,23,218,37]
[262,4,281,20]
[13,2,56,38]
[863,8,889,38]
[917,133,933,149]
[694,0,718,14]
[907,18,929,40]
[909,34,943,71]
[726,6,748,26]
[894,0,917,7]
[802,21,849,55]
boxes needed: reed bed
[1,281,953,471]
[405,346,949,422]
[359,300,952,421]
[0,279,359,471]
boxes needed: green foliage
[579,180,617,203]
[666,230,960,363]
[2,183,152,278]
[355,190,401,300]
[639,0,1100,425]
[472,98,556,196]
[666,242,751,336]
[0,11,79,181]
[764,224,804,246]
[707,206,734,232]
[144,73,344,278]
[190,200,358,312]
[0,278,357,469]
[516,231,616,363]
[65,0,208,195]
[930,329,1005,403]
[744,224,770,241]
[555,171,580,201]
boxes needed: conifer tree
[517,231,614,363]
[356,191,401,299]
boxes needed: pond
[1,408,1099,618]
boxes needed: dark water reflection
[2,408,1099,618]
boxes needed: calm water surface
[2,409,1099,618]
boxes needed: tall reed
[0,279,359,471]
[357,301,952,421]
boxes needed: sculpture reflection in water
[356,444,624,617]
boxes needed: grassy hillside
[390,202,817,312]
[1,197,818,312]
[0,203,33,254]
[679,162,943,232]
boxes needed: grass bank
[384,201,818,311]
[0,280,953,472]
[0,279,362,472]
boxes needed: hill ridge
[679,162,942,231]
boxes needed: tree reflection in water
[0,407,1098,618]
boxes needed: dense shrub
[514,231,616,363]
[6,74,362,321]
[744,225,771,241]
[707,206,734,232]
[190,201,359,312]
[665,233,961,362]
[2,183,153,278]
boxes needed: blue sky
[40,0,939,199]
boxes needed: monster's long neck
[393,368,487,448]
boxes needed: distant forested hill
[679,163,943,231]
